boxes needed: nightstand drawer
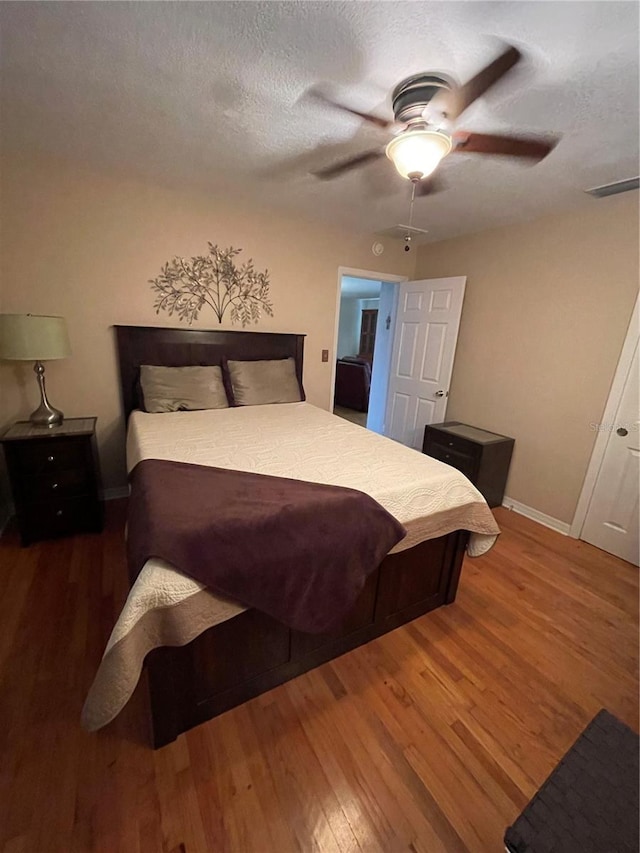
[16,438,87,477]
[425,431,481,458]
[21,468,93,501]
[427,442,477,480]
[21,496,102,542]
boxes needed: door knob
[617,427,628,437]
[435,390,448,398]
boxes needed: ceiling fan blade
[308,89,394,130]
[414,173,447,197]
[429,44,522,120]
[312,149,385,180]
[452,131,557,160]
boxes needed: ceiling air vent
[585,177,639,199]
[376,224,430,243]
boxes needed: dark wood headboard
[114,325,305,420]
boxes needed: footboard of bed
[145,530,468,748]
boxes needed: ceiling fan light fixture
[385,129,452,180]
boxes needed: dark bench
[505,709,639,853]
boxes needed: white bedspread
[82,403,499,731]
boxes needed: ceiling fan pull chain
[403,181,417,251]
[410,180,417,226]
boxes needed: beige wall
[414,193,639,524]
[2,152,637,526]
[0,153,412,492]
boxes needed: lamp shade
[0,314,71,361]
[386,129,452,180]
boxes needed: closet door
[581,339,639,565]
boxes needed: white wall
[336,293,381,360]
[367,283,399,434]
[336,297,361,359]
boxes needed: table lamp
[0,314,71,427]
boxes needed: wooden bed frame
[114,324,468,747]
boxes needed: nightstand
[422,421,514,508]
[1,417,103,546]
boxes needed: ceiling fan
[310,44,558,194]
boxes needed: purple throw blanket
[127,459,406,633]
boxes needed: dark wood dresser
[422,421,514,508]
[1,417,103,545]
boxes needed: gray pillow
[226,357,302,406]
[140,365,229,413]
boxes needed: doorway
[332,268,467,448]
[333,269,406,431]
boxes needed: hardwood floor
[333,406,368,428]
[1,503,637,853]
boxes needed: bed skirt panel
[145,529,468,747]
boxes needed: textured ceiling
[1,2,638,242]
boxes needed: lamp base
[29,402,64,428]
[31,361,64,428]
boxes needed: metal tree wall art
[150,243,273,327]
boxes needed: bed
[83,325,499,747]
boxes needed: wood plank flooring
[332,407,368,428]
[0,504,637,852]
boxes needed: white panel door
[384,277,466,448]
[581,341,639,565]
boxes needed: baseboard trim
[102,486,130,501]
[502,496,570,536]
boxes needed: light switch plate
[321,349,329,362]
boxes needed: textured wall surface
[414,192,639,524]
[0,153,412,491]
